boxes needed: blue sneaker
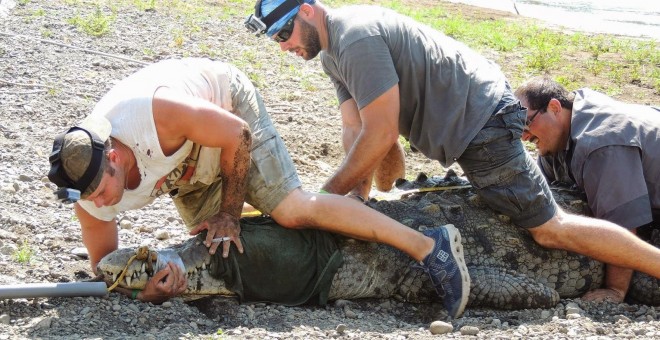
[416,224,470,319]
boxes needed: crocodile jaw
[97,235,235,296]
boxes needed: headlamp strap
[257,0,303,30]
[47,126,105,193]
[48,130,74,188]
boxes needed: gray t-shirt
[539,89,660,229]
[320,5,506,166]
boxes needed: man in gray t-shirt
[247,0,660,305]
[515,76,660,303]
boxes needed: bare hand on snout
[139,262,188,304]
[189,211,244,258]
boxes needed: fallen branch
[0,89,47,95]
[0,31,150,66]
[0,79,98,99]
[0,79,51,88]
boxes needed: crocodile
[98,172,660,309]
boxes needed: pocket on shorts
[251,135,286,187]
[500,108,526,140]
[477,184,524,217]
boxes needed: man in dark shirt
[515,76,660,302]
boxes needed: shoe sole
[443,224,471,318]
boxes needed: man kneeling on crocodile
[47,58,469,318]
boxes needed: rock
[71,247,88,259]
[429,321,453,335]
[614,315,632,323]
[161,301,173,308]
[127,304,140,313]
[335,324,347,334]
[566,306,581,314]
[31,316,53,330]
[0,243,18,256]
[138,225,153,233]
[460,326,480,335]
[155,230,170,240]
[1,184,16,193]
[0,228,17,240]
[18,174,32,182]
[119,220,133,229]
[0,314,9,325]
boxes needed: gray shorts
[456,102,557,228]
[172,64,301,229]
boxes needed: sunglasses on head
[245,0,303,37]
[273,16,295,43]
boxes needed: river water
[448,0,660,40]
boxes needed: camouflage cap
[48,115,112,198]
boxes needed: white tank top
[78,58,233,221]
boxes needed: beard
[298,19,322,60]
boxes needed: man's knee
[527,213,569,249]
[270,189,315,229]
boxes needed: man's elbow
[382,130,399,146]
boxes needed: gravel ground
[0,0,659,339]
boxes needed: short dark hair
[514,76,574,111]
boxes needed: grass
[67,7,114,37]
[324,0,659,98]
[12,240,35,264]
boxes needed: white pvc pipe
[0,282,108,299]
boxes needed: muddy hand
[190,211,243,257]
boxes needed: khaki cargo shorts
[172,63,301,230]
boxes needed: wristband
[319,189,329,194]
[348,194,367,203]
[131,289,140,300]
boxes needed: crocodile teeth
[141,263,146,273]
[125,275,132,287]
[112,272,118,283]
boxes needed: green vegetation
[12,240,35,264]
[67,7,115,37]
[322,1,660,97]
[133,0,156,12]
[33,0,659,99]
[40,28,53,38]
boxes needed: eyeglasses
[272,17,295,43]
[524,108,544,130]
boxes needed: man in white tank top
[48,58,469,315]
